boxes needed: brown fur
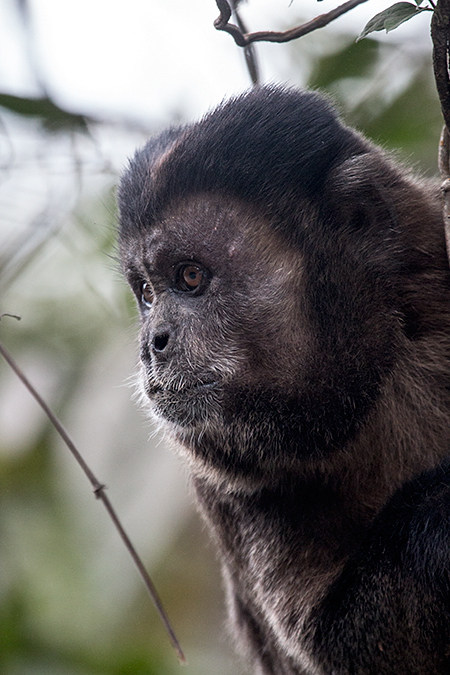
[118,86,450,674]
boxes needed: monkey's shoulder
[313,462,450,674]
[362,460,450,572]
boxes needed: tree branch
[431,0,450,266]
[431,0,450,130]
[437,126,450,262]
[230,0,260,85]
[214,0,370,46]
[0,321,186,666]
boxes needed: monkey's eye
[175,264,207,293]
[141,281,154,308]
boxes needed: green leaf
[357,2,425,41]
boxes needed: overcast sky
[0,0,435,126]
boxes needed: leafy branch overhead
[214,0,450,257]
[214,0,434,49]
[215,0,450,137]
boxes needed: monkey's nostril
[153,332,170,353]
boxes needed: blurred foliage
[307,36,442,171]
[309,37,380,87]
[0,93,89,131]
[0,8,443,675]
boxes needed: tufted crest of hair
[118,85,368,241]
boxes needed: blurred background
[0,0,443,673]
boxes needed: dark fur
[118,86,450,674]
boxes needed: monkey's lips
[145,378,218,397]
[143,376,221,427]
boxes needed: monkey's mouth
[144,378,219,398]
[143,377,221,428]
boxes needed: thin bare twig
[214,0,370,46]
[0,319,186,665]
[230,0,260,85]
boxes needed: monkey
[117,85,450,674]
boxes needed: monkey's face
[123,195,309,414]
[121,193,394,480]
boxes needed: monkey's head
[118,86,415,484]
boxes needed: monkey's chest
[221,530,341,675]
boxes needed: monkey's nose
[152,331,170,353]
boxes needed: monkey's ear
[325,153,397,221]
[325,153,401,236]
[318,152,409,274]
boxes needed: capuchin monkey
[118,86,450,674]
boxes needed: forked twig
[0,315,186,665]
[214,0,370,46]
